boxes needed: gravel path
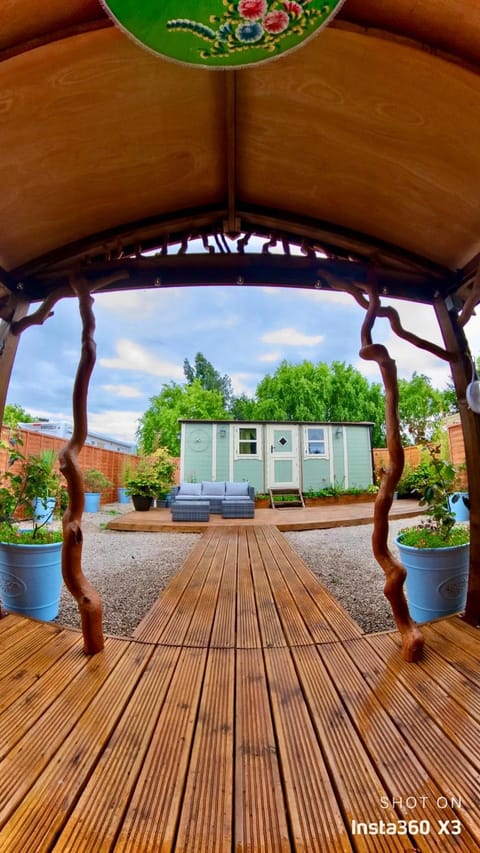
[55,506,417,637]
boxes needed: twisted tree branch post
[360,287,424,662]
[58,276,104,654]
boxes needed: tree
[184,352,233,410]
[397,373,446,445]
[2,404,35,429]
[137,380,228,455]
[252,360,386,446]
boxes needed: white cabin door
[266,426,300,488]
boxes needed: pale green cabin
[179,420,374,494]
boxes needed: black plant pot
[132,494,153,511]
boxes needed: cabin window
[305,427,327,457]
[235,426,262,458]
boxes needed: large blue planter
[0,540,63,621]
[84,492,101,512]
[396,536,469,624]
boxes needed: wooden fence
[0,427,180,505]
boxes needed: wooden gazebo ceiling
[1,1,480,304]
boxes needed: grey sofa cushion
[225,481,249,496]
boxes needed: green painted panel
[332,430,346,489]
[302,458,331,491]
[274,459,293,483]
[182,424,213,482]
[233,458,264,493]
[345,426,373,488]
[215,426,230,481]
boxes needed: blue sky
[7,281,480,444]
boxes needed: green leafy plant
[397,445,469,548]
[0,438,62,542]
[83,468,112,493]
[124,450,175,499]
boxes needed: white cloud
[259,352,282,362]
[261,327,324,346]
[101,384,143,399]
[87,410,142,444]
[100,339,184,379]
[230,372,259,395]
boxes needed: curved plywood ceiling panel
[0,0,480,296]
[237,28,480,268]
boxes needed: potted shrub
[124,451,175,511]
[0,437,63,621]
[24,449,60,524]
[83,468,112,512]
[395,447,469,624]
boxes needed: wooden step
[269,488,305,508]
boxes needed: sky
[6,277,480,446]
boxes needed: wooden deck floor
[1,524,479,851]
[107,498,423,533]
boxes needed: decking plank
[0,638,129,832]
[318,639,477,851]
[181,532,229,648]
[245,527,287,648]
[291,644,412,851]
[55,644,182,853]
[337,637,480,847]
[268,526,363,640]
[114,647,208,852]
[209,527,237,648]
[0,642,153,852]
[175,648,235,852]
[254,527,315,647]
[0,635,86,759]
[235,648,290,852]
[132,528,217,643]
[236,527,262,649]
[0,628,80,715]
[264,646,353,852]
[261,526,363,643]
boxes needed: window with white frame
[235,425,262,458]
[305,426,328,457]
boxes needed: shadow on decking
[0,524,479,851]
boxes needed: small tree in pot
[83,468,112,512]
[124,449,175,510]
[396,445,469,624]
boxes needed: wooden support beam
[434,296,480,626]
[0,298,30,426]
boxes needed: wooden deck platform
[1,524,479,851]
[107,498,423,533]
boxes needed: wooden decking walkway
[1,525,480,851]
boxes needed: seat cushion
[225,481,249,496]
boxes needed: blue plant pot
[448,492,470,522]
[117,487,130,504]
[0,540,63,621]
[32,497,56,524]
[84,492,101,512]
[396,536,469,624]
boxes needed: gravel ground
[285,518,418,633]
[54,505,418,637]
[55,504,200,637]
